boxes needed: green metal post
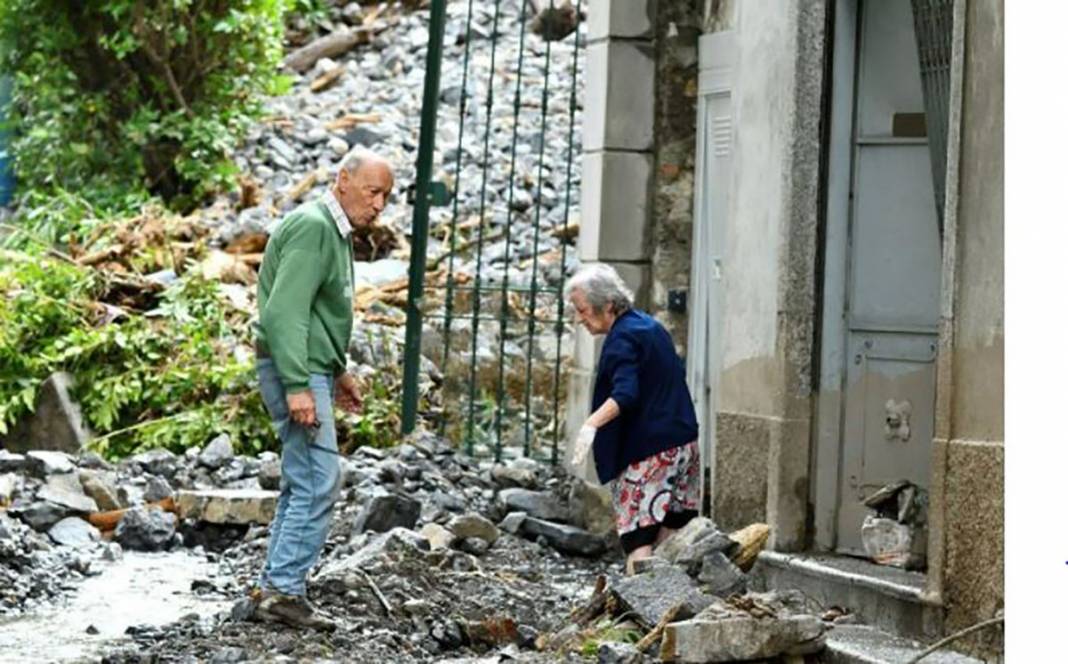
[401,0,448,434]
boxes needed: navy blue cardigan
[590,309,699,484]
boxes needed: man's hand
[287,391,317,426]
[571,423,597,467]
[335,373,362,415]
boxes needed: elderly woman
[567,263,700,574]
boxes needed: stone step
[750,552,942,641]
[819,625,985,664]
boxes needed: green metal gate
[401,0,585,464]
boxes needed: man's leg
[262,373,341,596]
[256,359,293,592]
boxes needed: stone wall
[648,0,702,354]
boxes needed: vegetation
[0,1,405,459]
[0,0,292,217]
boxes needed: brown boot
[254,593,337,632]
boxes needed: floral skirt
[610,440,700,553]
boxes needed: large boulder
[25,451,75,477]
[0,372,92,454]
[176,489,278,525]
[497,488,569,522]
[519,517,606,557]
[352,493,421,534]
[0,450,26,473]
[446,513,499,545]
[38,473,97,514]
[130,448,179,478]
[79,470,123,511]
[317,527,430,583]
[48,517,101,548]
[611,564,715,629]
[567,479,615,536]
[115,506,177,551]
[198,434,235,470]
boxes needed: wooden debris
[88,496,176,532]
[200,250,257,286]
[224,232,268,256]
[356,568,393,615]
[283,168,326,204]
[237,175,261,210]
[310,66,345,93]
[635,603,684,652]
[550,221,579,242]
[463,616,520,646]
[325,113,382,130]
[728,523,770,572]
[283,26,382,73]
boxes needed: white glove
[571,424,597,467]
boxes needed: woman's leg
[654,525,676,546]
[626,544,654,575]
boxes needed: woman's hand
[571,423,597,466]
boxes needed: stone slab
[611,564,714,628]
[583,41,656,152]
[579,151,654,261]
[176,489,278,525]
[660,614,827,662]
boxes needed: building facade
[569,0,1003,658]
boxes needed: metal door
[688,31,735,515]
[831,0,942,555]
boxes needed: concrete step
[750,551,942,641]
[818,625,986,664]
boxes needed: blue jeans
[256,358,342,596]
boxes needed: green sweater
[255,200,354,394]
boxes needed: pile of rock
[97,432,618,662]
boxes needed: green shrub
[0,0,292,214]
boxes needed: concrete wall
[706,1,827,551]
[929,0,1004,656]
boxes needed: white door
[688,31,735,515]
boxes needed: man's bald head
[334,148,393,227]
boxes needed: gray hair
[338,147,389,176]
[564,263,634,315]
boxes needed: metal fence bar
[438,0,478,439]
[550,0,585,466]
[463,0,505,455]
[400,0,447,434]
[494,0,531,462]
[521,0,557,456]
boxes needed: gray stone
[198,434,234,470]
[0,372,92,454]
[352,493,421,534]
[430,489,467,512]
[345,126,385,148]
[79,470,122,511]
[499,511,527,534]
[0,473,18,505]
[490,465,538,489]
[77,451,111,470]
[660,614,828,662]
[631,555,670,574]
[327,136,350,157]
[697,552,747,597]
[267,137,299,165]
[25,451,75,477]
[176,489,278,526]
[48,517,101,548]
[131,449,179,478]
[258,459,281,490]
[568,479,616,535]
[458,536,490,556]
[115,506,177,551]
[446,513,499,545]
[38,474,97,513]
[655,517,727,562]
[597,642,644,664]
[419,523,457,550]
[102,542,123,561]
[143,476,173,503]
[611,565,715,629]
[497,488,569,522]
[317,527,429,581]
[0,450,26,472]
[12,500,68,531]
[303,127,329,145]
[520,517,606,557]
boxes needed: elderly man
[251,148,393,629]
